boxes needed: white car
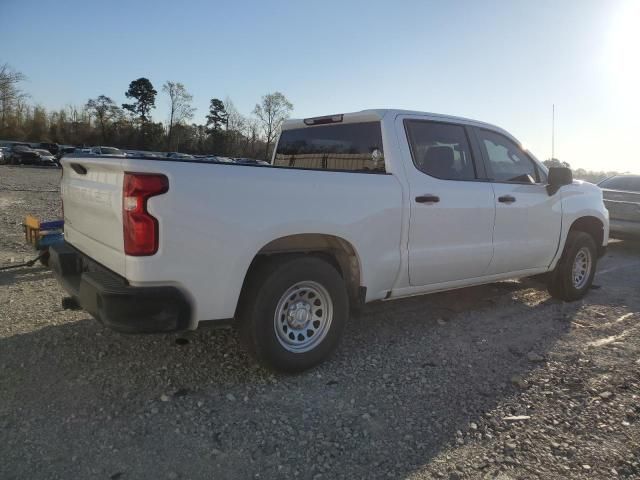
[74,148,93,155]
[89,146,126,157]
[50,109,609,371]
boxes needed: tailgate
[61,157,126,275]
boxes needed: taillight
[303,114,344,125]
[123,173,169,256]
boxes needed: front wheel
[547,231,598,301]
[238,256,349,372]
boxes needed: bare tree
[222,97,246,154]
[0,63,28,132]
[242,117,261,157]
[86,95,120,143]
[223,97,245,132]
[163,81,195,151]
[253,92,293,159]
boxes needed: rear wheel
[238,256,349,372]
[547,231,597,301]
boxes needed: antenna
[551,104,555,160]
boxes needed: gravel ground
[1,165,639,479]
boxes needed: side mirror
[547,167,572,195]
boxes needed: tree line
[1,61,623,177]
[0,63,293,159]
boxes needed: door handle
[70,163,87,175]
[415,194,440,204]
[498,195,516,204]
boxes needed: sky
[1,0,639,172]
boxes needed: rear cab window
[274,122,385,173]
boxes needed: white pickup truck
[51,109,609,371]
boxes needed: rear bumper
[49,242,191,333]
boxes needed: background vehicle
[37,142,59,156]
[56,146,78,160]
[0,147,6,164]
[0,140,31,149]
[140,152,165,159]
[166,152,194,159]
[124,150,144,157]
[33,148,58,166]
[7,145,40,165]
[90,146,125,157]
[599,174,640,238]
[190,155,231,163]
[233,157,270,165]
[74,148,93,154]
[51,109,609,372]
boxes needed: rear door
[61,157,126,275]
[400,117,496,286]
[473,127,562,274]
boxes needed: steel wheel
[572,246,592,289]
[274,280,333,353]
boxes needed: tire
[547,231,598,301]
[238,255,349,372]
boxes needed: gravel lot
[1,164,639,479]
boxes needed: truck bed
[60,155,404,326]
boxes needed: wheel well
[569,216,605,254]
[239,234,362,313]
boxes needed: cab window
[478,129,541,183]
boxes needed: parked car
[37,142,60,156]
[50,109,609,372]
[123,150,163,159]
[90,146,126,157]
[598,174,640,238]
[166,152,194,159]
[140,152,164,159]
[190,156,234,163]
[33,149,58,167]
[0,140,31,149]
[0,147,6,164]
[233,157,270,166]
[7,145,40,165]
[56,146,78,160]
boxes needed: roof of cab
[282,109,519,145]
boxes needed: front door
[473,127,563,274]
[401,118,496,286]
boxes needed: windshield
[274,122,385,173]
